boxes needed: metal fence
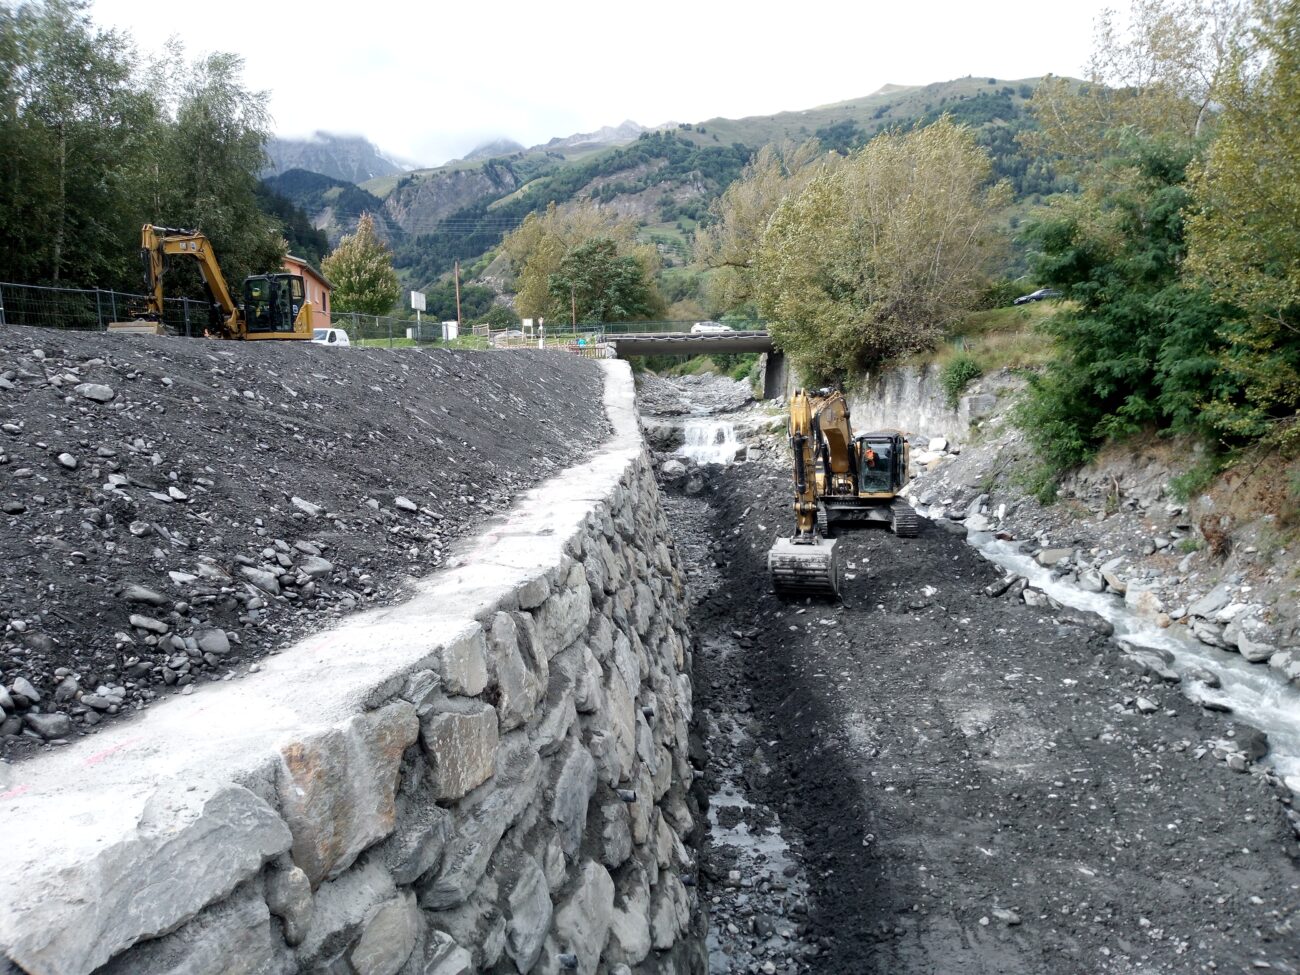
[0,281,221,336]
[0,281,765,354]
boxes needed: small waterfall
[677,419,743,465]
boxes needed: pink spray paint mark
[84,736,144,767]
[0,784,30,801]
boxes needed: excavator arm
[768,387,854,597]
[140,225,241,338]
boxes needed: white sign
[410,291,426,312]
[441,320,459,341]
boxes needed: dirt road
[679,461,1300,974]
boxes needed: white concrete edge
[0,359,641,886]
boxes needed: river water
[969,530,1300,785]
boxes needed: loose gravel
[0,326,608,757]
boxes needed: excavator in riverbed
[109,225,314,340]
[768,387,917,597]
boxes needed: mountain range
[263,76,1068,293]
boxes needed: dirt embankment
[0,326,609,756]
[679,460,1300,975]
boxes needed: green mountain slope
[266,75,1073,293]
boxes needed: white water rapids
[967,530,1300,785]
[677,419,743,466]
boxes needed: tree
[0,0,156,286]
[144,47,284,289]
[1016,139,1238,474]
[500,202,661,322]
[1187,0,1300,448]
[756,118,1009,380]
[547,237,662,324]
[1025,0,1250,175]
[322,213,400,315]
[694,139,834,313]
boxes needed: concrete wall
[0,362,705,975]
[846,363,1007,446]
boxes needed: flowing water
[968,530,1300,784]
[677,419,743,466]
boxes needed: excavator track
[768,536,843,597]
[890,501,919,538]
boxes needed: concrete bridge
[603,330,787,398]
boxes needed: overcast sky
[90,0,1113,168]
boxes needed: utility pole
[570,283,577,330]
[453,260,462,327]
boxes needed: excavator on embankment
[109,224,314,340]
[768,387,917,598]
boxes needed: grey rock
[385,804,451,885]
[394,495,418,512]
[419,697,498,801]
[75,382,116,403]
[56,452,77,470]
[1188,584,1230,619]
[649,869,690,951]
[488,612,541,732]
[411,932,473,975]
[293,858,396,968]
[1192,618,1231,649]
[239,565,281,595]
[2,500,25,515]
[660,458,687,479]
[421,740,541,909]
[1077,569,1105,593]
[600,801,633,868]
[551,740,598,857]
[349,892,419,975]
[502,855,552,973]
[195,629,231,656]
[545,860,615,975]
[25,711,72,739]
[52,677,79,703]
[1135,696,1158,714]
[298,556,333,578]
[534,572,593,657]
[129,613,169,634]
[121,584,169,606]
[1102,569,1127,594]
[291,496,324,517]
[11,676,40,702]
[605,871,652,966]
[0,684,13,710]
[95,884,284,975]
[439,627,488,696]
[1035,548,1072,567]
[964,513,992,532]
[265,862,313,947]
[3,781,291,975]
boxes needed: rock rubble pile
[0,326,608,755]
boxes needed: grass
[353,335,490,350]
[902,300,1064,375]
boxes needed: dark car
[1013,288,1063,305]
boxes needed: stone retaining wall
[0,361,706,975]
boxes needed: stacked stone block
[1,452,704,975]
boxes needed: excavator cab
[242,274,305,334]
[856,434,905,495]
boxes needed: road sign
[410,291,426,312]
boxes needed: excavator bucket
[768,536,843,598]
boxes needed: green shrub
[941,355,983,407]
[976,279,1027,310]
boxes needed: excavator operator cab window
[858,439,894,494]
[244,275,303,332]
[244,278,272,330]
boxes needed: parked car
[691,321,734,334]
[1013,288,1063,305]
[311,327,350,347]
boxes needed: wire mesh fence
[0,281,222,336]
[1,281,765,358]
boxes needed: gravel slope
[0,326,609,757]
[679,459,1300,975]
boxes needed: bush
[974,279,1025,310]
[941,354,983,407]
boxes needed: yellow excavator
[110,225,313,340]
[768,387,917,597]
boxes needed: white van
[311,327,351,347]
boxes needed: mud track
[681,462,1299,974]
